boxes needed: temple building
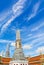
[0,30,44,65]
[9,30,28,65]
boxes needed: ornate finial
[16,30,20,40]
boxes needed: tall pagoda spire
[13,29,25,60]
[9,30,28,65]
[5,43,10,58]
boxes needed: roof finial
[16,30,20,40]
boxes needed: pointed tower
[5,43,10,58]
[9,30,28,65]
[15,30,22,49]
[13,30,25,60]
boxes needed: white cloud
[27,34,32,37]
[25,46,44,56]
[23,44,32,50]
[28,33,44,40]
[36,46,44,54]
[11,42,15,47]
[31,22,44,31]
[0,10,12,30]
[1,0,27,33]
[12,0,26,17]
[34,41,44,47]
[23,35,44,49]
[23,33,44,43]
[1,16,15,33]
[0,39,13,43]
[0,53,2,56]
[28,1,40,21]
[0,10,11,22]
[31,36,44,45]
[38,8,44,14]
[0,51,5,56]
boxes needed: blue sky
[0,0,44,57]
